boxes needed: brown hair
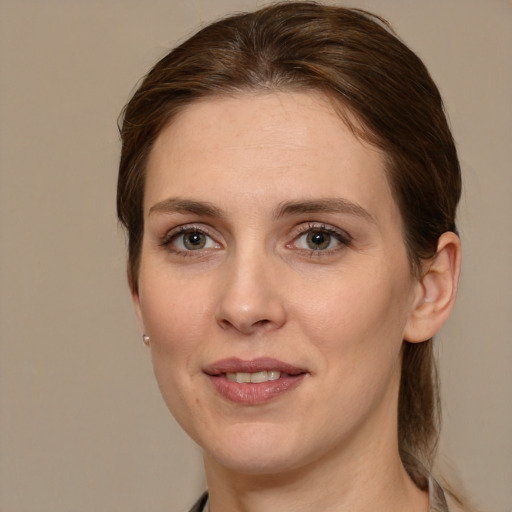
[117,1,461,477]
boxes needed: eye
[163,227,220,252]
[304,230,333,250]
[291,224,351,252]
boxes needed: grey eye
[306,230,332,250]
[170,230,218,251]
[183,232,207,250]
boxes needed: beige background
[0,0,510,511]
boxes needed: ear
[404,232,461,343]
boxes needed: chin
[203,422,309,475]
[211,449,304,476]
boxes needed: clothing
[187,475,450,512]
[188,492,208,512]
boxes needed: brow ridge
[274,198,375,222]
[148,196,374,223]
[148,197,224,218]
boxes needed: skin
[133,91,460,512]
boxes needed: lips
[204,357,306,376]
[204,357,307,405]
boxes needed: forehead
[145,91,398,224]
[151,91,369,162]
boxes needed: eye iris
[183,232,206,250]
[306,231,330,250]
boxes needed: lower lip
[207,374,306,405]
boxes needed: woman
[117,3,464,511]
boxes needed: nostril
[218,318,233,330]
[218,317,274,334]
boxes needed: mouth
[204,357,306,375]
[225,369,284,383]
[204,357,307,405]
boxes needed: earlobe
[404,232,461,343]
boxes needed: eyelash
[160,222,352,257]
[160,225,219,256]
[290,223,352,255]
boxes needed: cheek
[138,268,213,372]
[138,275,212,432]
[291,265,414,387]
[297,270,411,414]
[297,270,410,340]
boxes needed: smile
[225,370,282,383]
[204,358,307,405]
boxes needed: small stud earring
[142,334,150,346]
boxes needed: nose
[215,252,287,335]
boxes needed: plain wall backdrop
[0,1,511,511]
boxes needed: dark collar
[188,473,450,512]
[188,491,208,512]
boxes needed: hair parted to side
[117,0,461,480]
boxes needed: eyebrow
[275,198,375,223]
[148,198,224,218]
[148,196,374,223]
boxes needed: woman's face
[134,92,422,475]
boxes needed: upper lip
[204,357,306,376]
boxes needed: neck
[204,445,427,512]
[203,396,428,512]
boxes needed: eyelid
[159,221,352,256]
[288,222,353,252]
[294,222,351,239]
[160,223,222,252]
